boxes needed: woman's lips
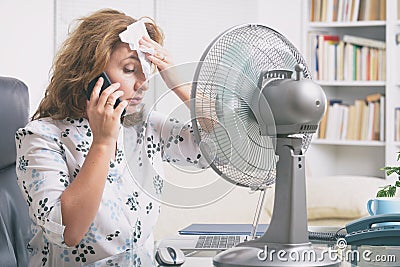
[128,97,143,105]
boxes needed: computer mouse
[155,246,185,266]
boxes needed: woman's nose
[136,79,149,92]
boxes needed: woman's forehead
[111,43,139,62]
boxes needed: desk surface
[85,245,400,266]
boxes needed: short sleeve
[15,124,69,247]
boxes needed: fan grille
[191,24,312,188]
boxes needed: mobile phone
[87,71,125,116]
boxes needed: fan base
[213,242,340,267]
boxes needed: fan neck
[259,136,309,245]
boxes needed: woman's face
[104,42,148,109]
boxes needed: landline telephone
[344,214,400,246]
[308,214,400,246]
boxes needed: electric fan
[190,24,339,266]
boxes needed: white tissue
[119,20,154,79]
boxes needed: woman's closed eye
[124,67,135,73]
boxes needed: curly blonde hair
[32,9,163,120]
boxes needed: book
[365,93,383,140]
[353,45,360,81]
[365,93,383,102]
[379,0,386,20]
[346,104,357,140]
[308,32,327,79]
[316,0,322,21]
[355,46,361,80]
[327,0,334,21]
[317,34,340,80]
[341,105,349,139]
[337,0,345,21]
[310,0,316,21]
[343,43,354,81]
[347,0,355,21]
[343,34,386,49]
[343,0,350,21]
[354,99,365,140]
[326,41,337,80]
[395,108,400,141]
[398,0,400,20]
[379,49,386,80]
[366,48,371,80]
[325,99,343,139]
[360,101,370,140]
[352,0,360,21]
[369,0,380,20]
[336,41,345,80]
[360,46,369,80]
[360,0,372,20]
[379,94,385,141]
[332,0,339,21]
[319,104,329,139]
[366,102,375,140]
[321,0,328,21]
[373,101,380,140]
[358,0,366,20]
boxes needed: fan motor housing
[254,77,327,136]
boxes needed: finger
[115,100,128,117]
[138,38,155,51]
[105,90,124,107]
[97,82,121,107]
[147,54,169,70]
[140,35,160,47]
[139,37,166,56]
[89,77,104,106]
[139,41,161,56]
[152,50,167,60]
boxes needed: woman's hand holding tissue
[139,35,172,72]
[139,35,190,105]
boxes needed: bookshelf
[302,0,400,181]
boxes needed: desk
[83,250,214,266]
[85,245,400,266]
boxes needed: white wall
[0,0,54,115]
[0,0,303,240]
[0,0,302,116]
[257,0,303,53]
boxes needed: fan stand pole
[250,189,267,240]
[213,137,340,267]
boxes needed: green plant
[378,152,400,197]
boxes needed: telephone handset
[345,214,400,246]
[87,72,126,117]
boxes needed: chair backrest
[0,76,32,267]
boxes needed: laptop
[158,224,344,251]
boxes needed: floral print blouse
[15,111,204,267]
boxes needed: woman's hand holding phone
[86,75,127,148]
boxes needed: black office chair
[0,76,32,267]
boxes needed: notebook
[158,224,343,251]
[178,223,268,236]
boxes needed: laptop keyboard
[195,235,242,249]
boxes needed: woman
[15,9,204,266]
